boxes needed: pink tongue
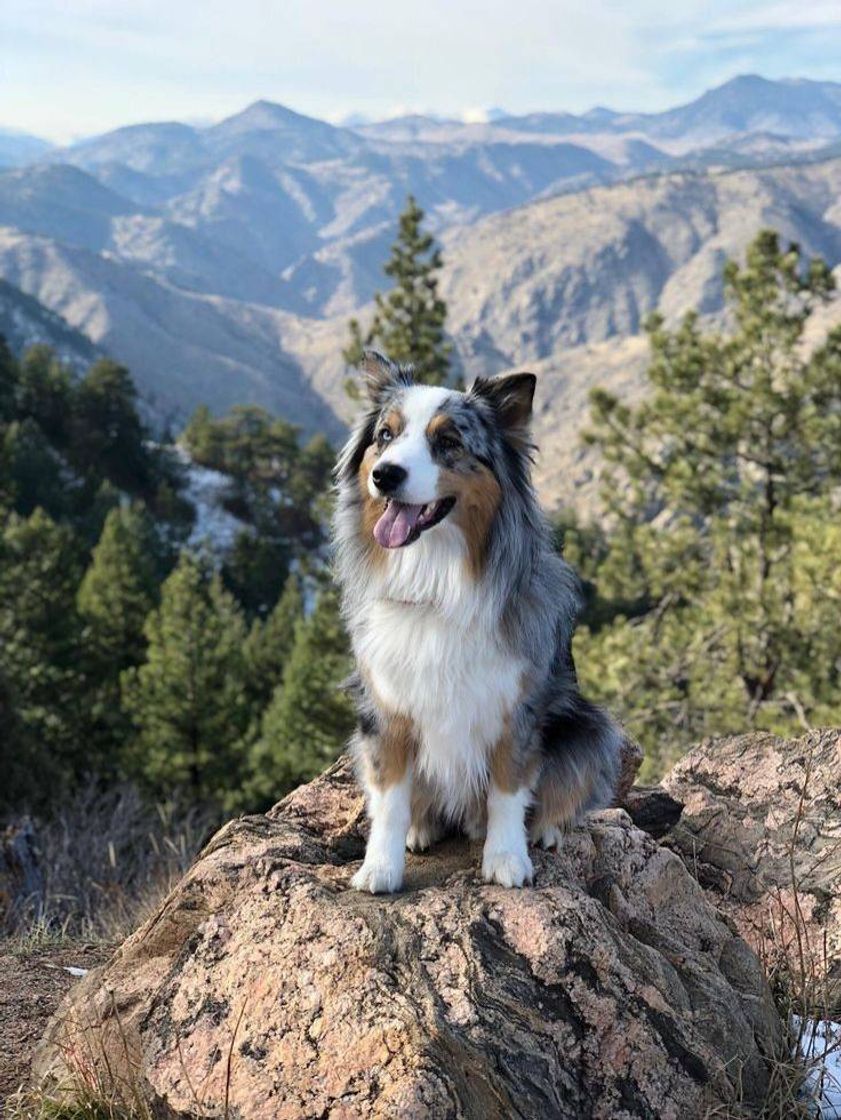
[373,501,425,548]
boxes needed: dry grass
[1,786,233,1119]
[2,782,219,946]
[6,992,248,1120]
[6,1015,153,1120]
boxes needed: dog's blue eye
[377,428,393,446]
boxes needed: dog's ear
[470,371,536,431]
[358,349,409,403]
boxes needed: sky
[3,0,841,143]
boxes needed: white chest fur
[355,586,525,819]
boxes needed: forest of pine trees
[2,213,839,843]
[567,231,841,777]
[0,339,351,818]
[2,194,452,828]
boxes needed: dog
[333,350,622,893]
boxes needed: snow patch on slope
[795,1017,841,1117]
[175,448,249,554]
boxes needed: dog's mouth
[373,497,456,549]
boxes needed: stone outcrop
[35,756,783,1119]
[662,728,841,1012]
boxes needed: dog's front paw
[406,820,442,852]
[351,859,404,894]
[530,823,564,850]
[481,847,534,888]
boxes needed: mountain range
[3,73,841,509]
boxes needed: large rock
[662,728,841,1012]
[35,758,783,1119]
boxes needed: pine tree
[0,335,17,422]
[78,504,164,668]
[247,587,354,806]
[344,195,451,387]
[1,418,65,517]
[69,358,151,495]
[0,508,88,807]
[221,530,289,621]
[121,552,251,806]
[578,230,841,776]
[77,504,166,762]
[16,345,73,446]
[243,572,305,712]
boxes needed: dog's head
[336,351,536,570]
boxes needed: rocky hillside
[0,276,99,370]
[6,155,841,508]
[3,77,841,509]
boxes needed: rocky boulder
[662,728,841,1012]
[35,757,783,1119]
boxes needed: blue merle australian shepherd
[334,350,622,893]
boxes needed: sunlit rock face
[35,755,782,1119]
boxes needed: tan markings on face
[381,407,405,439]
[440,463,502,579]
[358,444,387,571]
[426,413,455,441]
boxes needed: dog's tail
[531,693,623,834]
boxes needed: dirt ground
[0,942,112,1108]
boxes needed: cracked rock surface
[35,756,782,1119]
[662,728,841,1013]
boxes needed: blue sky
[4,0,841,143]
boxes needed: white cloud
[706,1,841,34]
[2,0,840,142]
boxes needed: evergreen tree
[578,231,841,777]
[222,530,291,620]
[0,335,17,421]
[182,405,333,615]
[78,506,164,643]
[121,552,251,806]
[0,508,88,807]
[344,195,450,387]
[247,587,354,806]
[16,345,73,446]
[0,417,65,517]
[69,359,151,494]
[242,572,305,712]
[78,504,166,753]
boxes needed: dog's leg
[462,797,487,842]
[531,693,623,848]
[406,785,444,852]
[481,784,533,888]
[352,768,412,893]
[406,815,444,853]
[352,719,414,894]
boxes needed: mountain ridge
[3,75,841,511]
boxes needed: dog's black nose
[372,462,407,494]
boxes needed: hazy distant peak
[211,99,343,135]
[581,106,621,125]
[0,128,53,168]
